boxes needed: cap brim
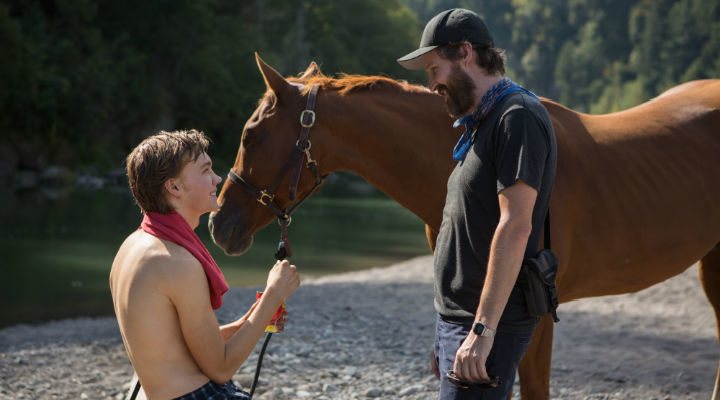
[397,45,438,70]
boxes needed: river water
[0,184,428,327]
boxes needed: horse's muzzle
[208,211,254,255]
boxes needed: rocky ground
[0,256,717,399]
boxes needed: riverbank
[0,256,716,399]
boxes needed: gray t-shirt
[433,92,557,332]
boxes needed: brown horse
[208,54,720,399]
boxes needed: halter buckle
[296,139,311,152]
[300,110,316,128]
[258,191,274,206]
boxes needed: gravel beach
[0,255,717,399]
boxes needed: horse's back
[649,79,720,134]
[589,79,720,137]
[655,79,720,100]
[546,80,720,300]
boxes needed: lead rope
[248,218,291,398]
[248,332,273,398]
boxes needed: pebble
[234,373,254,388]
[399,384,424,397]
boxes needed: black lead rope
[248,233,289,398]
[128,378,141,400]
[248,332,273,398]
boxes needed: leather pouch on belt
[520,249,560,322]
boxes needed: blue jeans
[434,315,535,400]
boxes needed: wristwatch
[472,322,496,338]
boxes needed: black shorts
[174,381,250,400]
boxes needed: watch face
[473,323,485,335]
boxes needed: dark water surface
[0,185,428,327]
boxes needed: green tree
[2,0,719,174]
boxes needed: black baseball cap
[397,8,494,70]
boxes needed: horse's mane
[291,72,428,95]
[259,71,430,108]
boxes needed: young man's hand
[265,260,300,300]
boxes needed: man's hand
[452,332,494,383]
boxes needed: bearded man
[398,8,558,399]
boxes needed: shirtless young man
[110,129,300,399]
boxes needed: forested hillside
[1,0,717,171]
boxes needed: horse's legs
[518,314,554,400]
[425,224,438,252]
[699,243,720,400]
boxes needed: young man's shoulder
[118,230,204,282]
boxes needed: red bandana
[140,211,229,309]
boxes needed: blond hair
[126,129,210,213]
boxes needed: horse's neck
[318,89,457,229]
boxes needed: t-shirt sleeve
[494,107,549,194]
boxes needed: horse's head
[209,54,328,255]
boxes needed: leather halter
[226,85,325,258]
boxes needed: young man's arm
[219,300,259,341]
[452,180,537,383]
[168,258,299,384]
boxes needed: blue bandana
[452,78,538,161]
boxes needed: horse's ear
[255,52,290,95]
[298,61,321,80]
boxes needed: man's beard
[437,65,476,118]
